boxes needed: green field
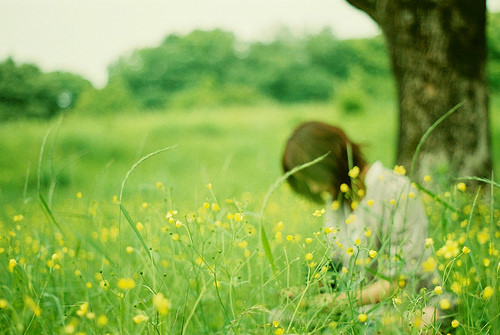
[0,102,499,334]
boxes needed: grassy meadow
[0,101,499,334]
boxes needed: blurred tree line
[0,58,91,120]
[1,11,499,120]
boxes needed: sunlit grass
[0,101,499,333]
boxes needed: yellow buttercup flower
[439,298,451,310]
[422,256,437,272]
[133,314,149,324]
[436,239,459,259]
[153,293,171,315]
[117,278,136,290]
[481,286,494,300]
[358,313,368,322]
[348,166,360,178]
[433,286,443,295]
[457,182,466,192]
[76,302,89,317]
[393,165,406,176]
[234,213,244,222]
[312,209,326,217]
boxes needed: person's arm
[339,279,398,305]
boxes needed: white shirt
[325,161,429,281]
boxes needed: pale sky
[1,0,499,88]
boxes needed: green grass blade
[259,152,329,273]
[413,182,461,214]
[459,176,500,188]
[119,146,177,203]
[37,116,63,195]
[39,193,63,233]
[120,204,153,263]
[409,102,464,179]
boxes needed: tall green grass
[0,101,498,334]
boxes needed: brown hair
[282,121,366,203]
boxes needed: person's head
[282,121,366,203]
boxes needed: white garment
[325,161,429,281]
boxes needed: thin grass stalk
[118,146,176,268]
[259,152,329,273]
[409,102,464,180]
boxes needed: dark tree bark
[346,0,492,179]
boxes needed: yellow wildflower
[345,214,356,224]
[117,278,136,290]
[481,286,494,300]
[436,239,459,259]
[457,182,466,192]
[97,314,108,326]
[305,253,314,261]
[0,299,7,309]
[234,213,244,222]
[434,286,443,295]
[153,293,171,315]
[8,259,17,273]
[312,209,326,217]
[349,166,360,178]
[393,165,406,175]
[24,296,41,317]
[133,314,149,324]
[451,320,459,328]
[422,256,437,272]
[358,313,368,322]
[76,302,89,317]
[439,298,451,310]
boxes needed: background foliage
[1,12,500,120]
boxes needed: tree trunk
[346,0,492,180]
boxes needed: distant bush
[72,78,139,115]
[168,78,268,109]
[109,28,391,109]
[0,58,91,120]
